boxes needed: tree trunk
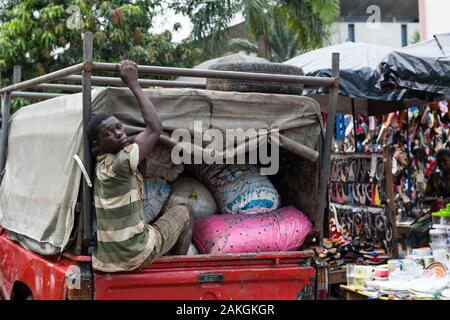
[257,35,272,60]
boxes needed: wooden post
[0,66,20,181]
[383,146,399,258]
[316,53,340,240]
[81,32,93,254]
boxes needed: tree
[0,0,202,88]
[228,14,303,62]
[171,0,339,60]
[411,29,420,44]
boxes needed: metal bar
[0,63,84,94]
[92,62,336,87]
[13,66,21,85]
[405,113,413,218]
[316,52,340,240]
[0,66,20,180]
[30,83,83,92]
[62,75,206,89]
[383,146,399,258]
[351,98,358,146]
[0,93,11,180]
[11,91,65,99]
[81,32,93,254]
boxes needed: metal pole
[62,75,206,89]
[81,32,93,254]
[13,66,22,86]
[316,53,340,240]
[405,111,412,218]
[351,98,358,149]
[11,91,65,99]
[92,62,336,87]
[384,146,399,258]
[0,63,84,94]
[30,83,83,92]
[0,66,21,180]
[0,93,11,180]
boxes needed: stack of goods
[326,154,392,267]
[318,237,390,272]
[141,161,313,256]
[188,164,312,255]
[346,257,450,300]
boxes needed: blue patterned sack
[199,164,280,215]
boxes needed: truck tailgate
[94,251,316,300]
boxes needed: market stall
[284,39,450,297]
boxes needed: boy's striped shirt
[92,143,157,272]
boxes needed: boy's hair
[87,113,114,142]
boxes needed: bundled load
[142,178,171,224]
[192,206,312,254]
[143,142,184,182]
[164,175,218,220]
[194,164,280,215]
[141,142,182,223]
[187,242,200,256]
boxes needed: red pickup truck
[0,50,337,300]
[0,225,320,300]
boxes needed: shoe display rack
[324,148,399,283]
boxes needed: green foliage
[0,0,203,89]
[411,29,420,44]
[228,38,259,53]
[171,0,339,60]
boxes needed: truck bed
[94,251,317,300]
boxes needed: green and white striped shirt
[92,143,157,272]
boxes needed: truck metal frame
[0,32,340,258]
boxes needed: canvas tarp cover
[0,89,103,254]
[0,87,322,255]
[92,87,323,162]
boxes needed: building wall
[419,0,450,40]
[331,22,420,48]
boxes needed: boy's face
[97,116,129,153]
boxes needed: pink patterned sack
[192,206,313,254]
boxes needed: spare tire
[206,61,304,95]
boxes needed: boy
[87,60,193,272]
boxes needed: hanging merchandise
[325,153,395,270]
[332,101,450,221]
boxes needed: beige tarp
[0,87,322,255]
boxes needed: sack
[144,142,184,182]
[187,242,200,256]
[142,178,171,224]
[198,164,280,214]
[193,205,312,254]
[165,176,218,220]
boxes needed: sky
[150,5,193,43]
[150,5,244,43]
